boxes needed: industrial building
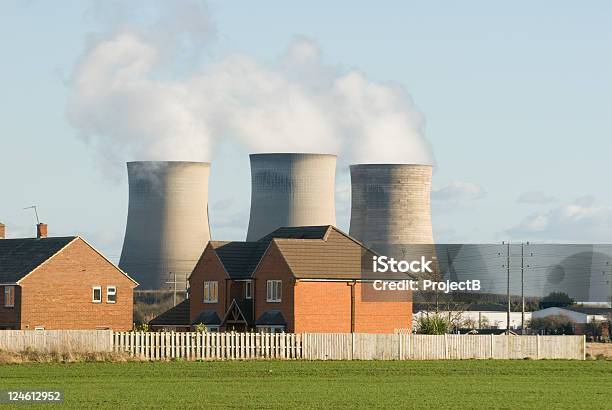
[119,161,211,290]
[246,153,337,241]
[349,164,436,276]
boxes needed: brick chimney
[37,223,48,239]
[0,223,5,239]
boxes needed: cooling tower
[246,153,337,241]
[349,164,434,258]
[119,161,211,289]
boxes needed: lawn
[0,360,610,409]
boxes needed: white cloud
[506,197,612,242]
[517,190,557,204]
[432,181,485,202]
[67,0,433,168]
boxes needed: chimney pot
[37,223,48,239]
[0,223,5,239]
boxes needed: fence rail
[0,330,112,353]
[114,332,584,361]
[0,330,585,360]
[113,331,302,360]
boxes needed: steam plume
[67,0,433,166]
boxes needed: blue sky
[1,1,611,261]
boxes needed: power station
[119,161,211,289]
[349,164,434,260]
[246,153,337,241]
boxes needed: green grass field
[1,360,610,409]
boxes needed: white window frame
[4,285,15,308]
[92,286,102,303]
[203,281,218,303]
[106,286,117,304]
[245,280,253,300]
[266,280,282,303]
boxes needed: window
[266,280,282,303]
[245,280,253,300]
[92,286,102,303]
[106,286,117,303]
[203,281,218,303]
[4,286,15,307]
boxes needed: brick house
[0,225,138,330]
[151,226,413,333]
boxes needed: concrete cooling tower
[119,161,211,289]
[246,153,337,241]
[349,164,434,260]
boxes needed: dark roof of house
[257,225,331,242]
[211,241,269,279]
[255,310,287,326]
[191,310,221,326]
[149,299,190,326]
[0,237,76,283]
[560,306,612,315]
[210,226,333,279]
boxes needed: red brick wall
[292,282,412,333]
[353,283,412,333]
[252,241,413,334]
[18,238,135,331]
[0,285,21,329]
[253,243,295,331]
[188,244,228,323]
[294,281,352,333]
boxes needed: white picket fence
[113,332,585,361]
[113,331,302,360]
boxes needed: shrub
[416,314,450,334]
[529,314,575,335]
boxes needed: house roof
[210,225,413,281]
[0,237,76,283]
[255,310,287,326]
[149,299,190,326]
[210,241,269,279]
[257,225,331,242]
[192,310,221,326]
[209,226,333,280]
[272,228,413,280]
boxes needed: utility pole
[506,241,511,334]
[165,272,178,307]
[604,262,612,308]
[521,243,525,334]
[520,243,526,334]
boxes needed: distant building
[531,306,611,335]
[532,306,611,324]
[413,303,531,331]
[0,224,138,330]
[151,226,413,333]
